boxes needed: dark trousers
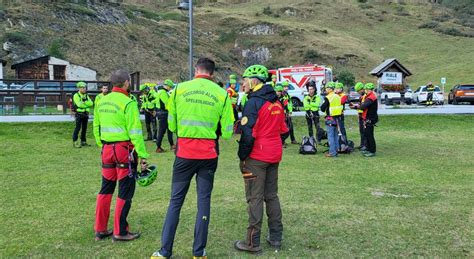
[427,92,433,104]
[364,121,376,153]
[358,116,367,148]
[145,111,157,139]
[233,106,239,122]
[95,142,137,236]
[156,112,174,148]
[281,116,296,143]
[241,158,283,247]
[159,157,218,257]
[73,113,88,142]
[305,112,323,141]
[339,115,347,138]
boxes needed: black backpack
[299,136,317,155]
[317,129,328,141]
[338,137,354,154]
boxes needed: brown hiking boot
[155,147,165,153]
[234,240,262,254]
[95,230,113,241]
[291,140,299,145]
[112,232,140,242]
[325,152,337,158]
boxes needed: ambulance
[269,64,333,109]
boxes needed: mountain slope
[0,0,472,89]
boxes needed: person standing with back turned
[235,64,289,254]
[151,58,234,259]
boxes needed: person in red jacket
[235,65,289,254]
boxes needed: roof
[370,58,412,77]
[11,55,50,69]
[11,55,97,72]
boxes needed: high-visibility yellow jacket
[155,88,170,110]
[93,89,149,159]
[73,92,93,113]
[167,77,234,140]
[304,94,321,112]
[327,92,343,116]
[140,91,157,110]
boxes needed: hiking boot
[291,140,299,145]
[325,152,337,158]
[155,147,165,153]
[95,230,113,241]
[171,145,176,151]
[360,146,367,152]
[234,240,262,254]
[150,251,168,258]
[266,236,282,250]
[193,250,207,259]
[283,143,288,148]
[112,232,140,242]
[363,152,376,157]
[81,141,91,147]
[73,141,82,148]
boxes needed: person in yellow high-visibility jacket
[72,81,93,148]
[139,84,158,141]
[154,79,175,153]
[151,58,234,259]
[93,69,150,242]
[320,82,343,157]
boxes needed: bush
[2,31,31,45]
[357,0,368,3]
[359,3,373,9]
[418,21,439,29]
[218,31,237,43]
[304,50,320,61]
[334,69,355,88]
[435,27,472,37]
[279,30,292,36]
[48,38,66,59]
[263,6,272,16]
[67,3,96,16]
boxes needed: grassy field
[0,115,473,258]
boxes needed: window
[459,85,474,90]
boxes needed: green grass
[1,115,473,257]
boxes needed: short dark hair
[110,69,130,87]
[196,58,215,75]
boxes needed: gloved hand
[306,111,313,119]
[239,160,256,180]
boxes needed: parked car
[348,86,361,103]
[403,87,413,105]
[448,84,474,105]
[380,88,401,105]
[413,85,444,105]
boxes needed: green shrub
[67,3,96,16]
[334,69,355,87]
[263,6,272,15]
[357,0,368,3]
[279,30,292,37]
[418,21,439,29]
[359,3,373,9]
[218,31,237,43]
[2,31,31,45]
[304,50,320,61]
[48,38,66,59]
[435,27,472,37]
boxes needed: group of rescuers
[71,58,378,258]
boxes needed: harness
[101,142,137,178]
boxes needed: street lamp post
[178,0,194,80]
